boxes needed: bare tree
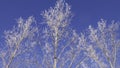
[0,16,38,68]
[41,0,71,67]
[40,0,88,68]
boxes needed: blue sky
[0,0,120,67]
[0,0,120,33]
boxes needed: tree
[0,16,38,68]
[40,0,88,68]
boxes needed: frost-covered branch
[87,19,120,68]
[2,16,38,68]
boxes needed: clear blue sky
[0,0,120,33]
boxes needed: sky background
[0,0,120,33]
